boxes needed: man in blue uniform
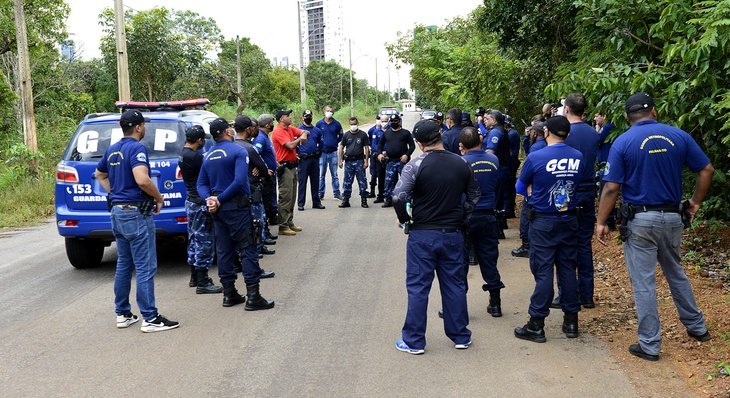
[254,114,279,242]
[460,126,504,317]
[338,117,370,208]
[377,114,415,207]
[597,92,713,361]
[368,114,387,200]
[512,122,546,258]
[392,120,479,354]
[198,118,275,311]
[297,110,326,211]
[441,108,463,155]
[514,116,583,343]
[316,105,344,200]
[504,115,521,218]
[484,110,511,238]
[95,110,179,332]
[563,93,602,308]
[595,112,617,229]
[179,125,223,294]
[474,107,487,136]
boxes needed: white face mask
[349,125,359,132]
[380,121,389,130]
[325,111,333,118]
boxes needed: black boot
[487,289,502,317]
[222,283,245,307]
[368,187,376,198]
[338,200,351,208]
[514,317,546,343]
[562,312,579,338]
[195,269,223,294]
[245,284,275,311]
[511,243,529,258]
[188,265,197,287]
[373,196,384,203]
[361,197,369,208]
[382,197,393,208]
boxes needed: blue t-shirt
[529,138,547,153]
[565,121,601,186]
[315,118,343,153]
[508,128,521,163]
[602,120,710,206]
[442,125,463,155]
[197,140,250,203]
[96,137,149,203]
[484,126,504,152]
[517,143,584,213]
[253,130,277,170]
[297,124,323,155]
[596,122,615,164]
[463,150,500,210]
[368,125,384,153]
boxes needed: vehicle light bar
[115,98,210,112]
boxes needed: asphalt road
[0,112,641,397]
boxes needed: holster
[139,193,155,216]
[252,217,263,245]
[681,200,692,229]
[617,203,636,242]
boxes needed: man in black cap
[377,113,415,207]
[297,109,325,211]
[392,120,479,354]
[180,125,223,294]
[433,111,447,132]
[95,110,179,332]
[198,117,275,311]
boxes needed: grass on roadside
[0,168,55,228]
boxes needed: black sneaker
[511,245,529,258]
[687,330,712,342]
[140,315,180,333]
[628,344,659,361]
[514,322,546,343]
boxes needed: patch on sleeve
[604,162,610,176]
[491,136,499,144]
[136,152,147,163]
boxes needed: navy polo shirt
[368,125,385,153]
[602,120,710,206]
[97,137,149,203]
[442,125,463,155]
[253,130,277,170]
[197,140,250,203]
[463,150,500,210]
[529,138,547,153]
[517,143,584,213]
[597,122,616,164]
[484,126,504,152]
[315,118,343,153]
[297,124,323,155]
[565,121,601,186]
[508,128,520,162]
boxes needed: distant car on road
[55,98,217,269]
[421,109,436,120]
[379,106,402,118]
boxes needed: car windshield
[380,108,398,115]
[64,121,187,161]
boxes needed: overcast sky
[65,0,483,92]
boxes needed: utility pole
[374,58,378,105]
[13,0,37,152]
[297,1,307,106]
[236,35,242,111]
[387,64,391,101]
[349,39,354,117]
[114,0,131,101]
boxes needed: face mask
[325,111,333,118]
[381,121,388,129]
[303,117,313,124]
[349,125,358,132]
[391,122,400,129]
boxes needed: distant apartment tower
[300,0,345,67]
[60,40,76,61]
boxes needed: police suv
[55,99,217,268]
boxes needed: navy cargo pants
[402,229,472,350]
[342,159,367,200]
[528,216,580,318]
[383,161,404,200]
[575,189,596,302]
[213,201,260,287]
[466,213,504,291]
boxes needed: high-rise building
[60,40,76,61]
[300,0,345,67]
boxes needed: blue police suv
[56,99,218,268]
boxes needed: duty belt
[471,209,496,215]
[112,202,141,207]
[410,224,459,233]
[299,152,320,160]
[280,161,298,169]
[344,155,365,161]
[630,203,681,213]
[531,209,577,219]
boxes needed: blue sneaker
[394,339,424,355]
[454,340,472,349]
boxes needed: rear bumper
[56,206,188,240]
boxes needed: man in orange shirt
[271,109,309,236]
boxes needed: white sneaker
[116,314,139,328]
[140,315,180,333]
[454,340,472,350]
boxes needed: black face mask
[303,117,313,124]
[391,122,400,129]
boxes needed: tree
[305,60,352,109]
[214,37,271,113]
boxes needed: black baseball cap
[233,115,253,131]
[434,111,444,121]
[119,110,150,128]
[474,107,486,117]
[185,125,206,141]
[302,109,313,117]
[412,120,441,143]
[625,92,655,114]
[545,116,570,138]
[275,109,293,121]
[504,115,513,126]
[209,117,229,136]
[389,113,401,121]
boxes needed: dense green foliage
[389,0,730,219]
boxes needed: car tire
[65,238,104,269]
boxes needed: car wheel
[65,238,104,269]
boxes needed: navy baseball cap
[209,117,229,136]
[625,92,655,114]
[545,116,571,137]
[275,109,293,121]
[389,113,401,121]
[185,125,206,141]
[434,111,444,121]
[474,107,486,117]
[233,115,253,131]
[504,115,513,126]
[412,120,441,143]
[303,109,313,116]
[119,110,150,128]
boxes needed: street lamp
[297,1,325,107]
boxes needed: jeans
[277,166,297,229]
[318,151,341,198]
[342,159,367,200]
[624,211,707,355]
[186,200,214,271]
[110,206,158,321]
